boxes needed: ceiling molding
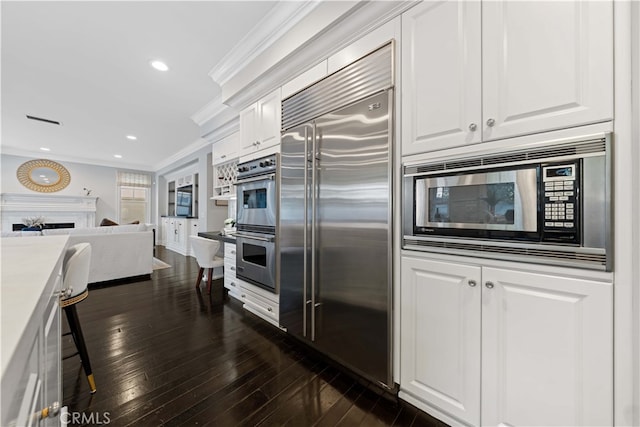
[208,1,322,88]
[0,147,155,172]
[221,0,417,110]
[201,115,240,144]
[152,137,210,172]
[190,96,230,127]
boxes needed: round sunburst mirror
[17,159,71,193]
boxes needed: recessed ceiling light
[126,135,137,140]
[40,147,51,151]
[114,154,123,159]
[150,60,169,72]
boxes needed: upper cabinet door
[257,88,281,149]
[212,132,239,165]
[239,102,259,156]
[402,1,482,156]
[482,1,613,141]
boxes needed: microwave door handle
[235,173,276,184]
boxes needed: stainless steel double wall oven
[235,154,278,292]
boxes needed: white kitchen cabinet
[212,133,238,199]
[212,132,239,166]
[239,88,281,158]
[223,243,241,300]
[400,257,481,426]
[164,217,198,257]
[2,236,67,427]
[400,254,613,426]
[481,267,613,427]
[401,0,613,156]
[237,277,280,328]
[159,217,169,245]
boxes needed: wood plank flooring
[62,246,446,426]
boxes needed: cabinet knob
[468,280,477,287]
[267,307,273,312]
[221,154,226,159]
[231,250,236,255]
[485,281,495,289]
[486,118,496,127]
[468,123,477,132]
[40,401,60,419]
[230,266,236,271]
[230,282,236,287]
[241,294,246,298]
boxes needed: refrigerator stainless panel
[279,89,393,388]
[279,124,313,338]
[313,91,392,387]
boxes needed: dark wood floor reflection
[62,246,446,426]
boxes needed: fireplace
[12,222,75,231]
[1,193,98,232]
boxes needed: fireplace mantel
[1,193,98,231]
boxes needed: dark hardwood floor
[62,246,446,427]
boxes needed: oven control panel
[542,162,579,240]
[237,154,278,180]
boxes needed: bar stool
[189,236,224,294]
[60,243,96,394]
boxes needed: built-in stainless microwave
[403,133,612,271]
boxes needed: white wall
[0,154,151,226]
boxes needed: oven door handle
[235,173,276,185]
[235,232,274,243]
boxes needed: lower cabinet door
[400,256,481,426]
[481,267,613,426]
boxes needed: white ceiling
[1,1,279,171]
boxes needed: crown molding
[201,115,240,144]
[190,96,231,127]
[208,1,322,88]
[0,146,154,172]
[221,0,417,110]
[152,137,209,172]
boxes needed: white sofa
[41,224,154,283]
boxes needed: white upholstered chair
[60,242,96,393]
[189,236,224,294]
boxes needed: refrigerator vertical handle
[303,126,309,338]
[311,124,317,342]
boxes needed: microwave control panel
[542,162,579,241]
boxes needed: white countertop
[1,235,69,376]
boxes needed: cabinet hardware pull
[267,307,272,312]
[230,266,236,271]
[486,118,496,127]
[40,401,60,419]
[241,294,246,298]
[485,281,495,289]
[468,123,477,131]
[468,280,477,287]
[231,250,236,255]
[230,282,235,287]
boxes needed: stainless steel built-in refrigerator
[279,44,393,389]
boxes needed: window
[117,171,151,224]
